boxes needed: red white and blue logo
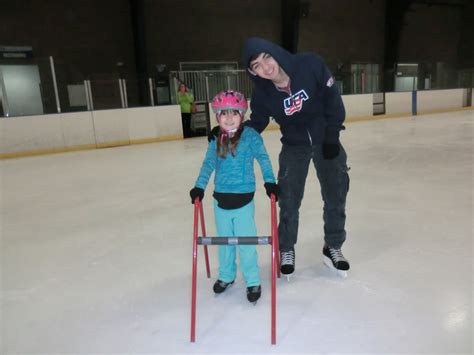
[283,89,309,115]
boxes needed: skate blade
[279,272,293,282]
[280,268,294,282]
[337,270,348,278]
[323,256,348,278]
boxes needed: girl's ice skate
[322,245,350,278]
[213,279,234,295]
[246,285,261,305]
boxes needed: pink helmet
[211,90,248,114]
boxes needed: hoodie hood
[242,37,294,85]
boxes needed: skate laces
[328,247,346,263]
[281,250,295,265]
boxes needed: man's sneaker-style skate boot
[246,285,261,304]
[323,245,350,278]
[280,250,295,281]
[213,279,234,294]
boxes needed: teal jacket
[195,127,276,193]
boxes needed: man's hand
[264,182,280,201]
[207,126,220,142]
[322,143,340,160]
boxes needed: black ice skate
[280,250,295,281]
[322,245,350,278]
[246,285,261,304]
[213,279,234,294]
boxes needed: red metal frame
[198,203,211,278]
[190,195,280,344]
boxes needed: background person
[176,83,195,138]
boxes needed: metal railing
[169,70,253,104]
[1,56,473,118]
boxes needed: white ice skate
[322,245,350,278]
[280,250,295,281]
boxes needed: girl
[189,90,279,303]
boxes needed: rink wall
[0,105,182,158]
[342,94,374,117]
[385,92,413,116]
[1,89,472,159]
[417,89,465,113]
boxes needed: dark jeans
[277,143,350,251]
[181,113,192,138]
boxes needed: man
[242,37,350,278]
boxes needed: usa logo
[283,89,309,115]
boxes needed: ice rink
[1,110,473,354]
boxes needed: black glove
[322,143,340,160]
[264,183,280,201]
[189,187,204,204]
[207,126,220,142]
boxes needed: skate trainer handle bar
[198,236,272,245]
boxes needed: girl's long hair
[216,125,243,158]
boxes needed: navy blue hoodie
[242,37,345,146]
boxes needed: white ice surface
[1,110,473,354]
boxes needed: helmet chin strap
[219,127,238,145]
[222,127,238,134]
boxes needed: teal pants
[213,199,260,287]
